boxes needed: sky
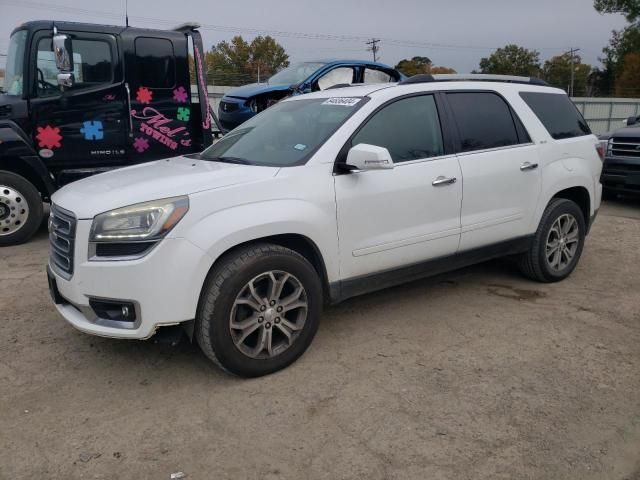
[0,0,629,74]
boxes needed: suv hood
[224,83,292,100]
[52,156,279,219]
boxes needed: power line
[4,0,573,53]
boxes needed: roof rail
[398,74,549,86]
[173,22,201,32]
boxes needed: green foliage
[615,52,640,95]
[205,35,289,86]
[394,56,432,76]
[594,0,640,22]
[394,57,456,76]
[542,54,593,96]
[479,45,541,77]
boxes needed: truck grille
[609,137,640,158]
[49,204,77,278]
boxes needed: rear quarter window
[519,92,591,140]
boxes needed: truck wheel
[196,243,323,377]
[518,198,586,283]
[0,171,44,246]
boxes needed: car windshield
[268,62,326,85]
[4,30,28,96]
[201,97,366,167]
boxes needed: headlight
[89,196,189,242]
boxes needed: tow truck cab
[0,20,213,245]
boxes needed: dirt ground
[1,199,639,480]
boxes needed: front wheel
[0,171,44,246]
[196,243,323,377]
[518,198,586,283]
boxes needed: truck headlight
[89,196,189,242]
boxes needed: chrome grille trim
[49,204,77,279]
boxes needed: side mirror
[344,144,394,172]
[57,72,75,88]
[625,115,639,126]
[53,30,74,84]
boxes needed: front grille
[49,204,77,278]
[609,137,640,158]
[219,100,239,113]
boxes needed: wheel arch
[0,156,56,200]
[201,233,332,304]
[552,186,591,227]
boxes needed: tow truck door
[28,29,128,171]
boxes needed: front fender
[0,120,37,158]
[178,198,340,283]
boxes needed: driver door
[28,29,128,169]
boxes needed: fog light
[89,299,137,323]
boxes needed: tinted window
[36,37,113,96]
[447,92,520,152]
[520,92,591,140]
[352,95,444,162]
[135,37,175,88]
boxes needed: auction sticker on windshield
[322,97,362,107]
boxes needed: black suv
[601,115,640,198]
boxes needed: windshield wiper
[205,156,252,165]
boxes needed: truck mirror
[53,33,74,73]
[57,72,75,88]
[625,116,638,126]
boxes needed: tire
[518,198,586,283]
[195,243,323,377]
[0,171,44,246]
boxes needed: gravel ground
[1,199,639,480]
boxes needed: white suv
[47,75,603,377]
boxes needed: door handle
[432,176,457,186]
[520,162,539,171]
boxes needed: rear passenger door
[335,94,462,280]
[445,91,542,251]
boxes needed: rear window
[520,92,591,140]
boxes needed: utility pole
[567,47,580,97]
[366,38,381,62]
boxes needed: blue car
[218,59,404,131]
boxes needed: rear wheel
[518,198,586,283]
[196,243,323,377]
[0,171,43,246]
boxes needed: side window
[363,68,393,84]
[447,92,520,152]
[352,95,444,163]
[36,37,113,96]
[135,37,176,89]
[520,92,591,140]
[316,67,354,90]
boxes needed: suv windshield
[201,97,366,167]
[268,62,326,85]
[4,30,28,96]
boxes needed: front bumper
[48,219,213,339]
[218,98,255,131]
[601,156,640,194]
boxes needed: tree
[594,0,640,22]
[429,66,457,74]
[542,53,592,96]
[394,56,432,76]
[615,52,640,96]
[479,45,541,77]
[205,35,289,86]
[394,57,456,76]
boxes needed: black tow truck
[600,115,640,199]
[0,20,218,245]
